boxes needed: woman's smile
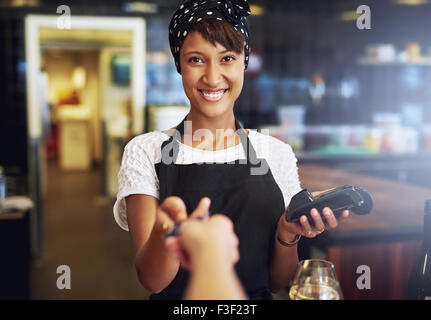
[198,88,229,102]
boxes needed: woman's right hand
[126,195,211,293]
[153,196,188,236]
[154,196,211,239]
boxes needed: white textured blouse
[113,129,302,231]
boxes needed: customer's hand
[165,212,246,300]
[276,189,350,241]
[165,214,239,271]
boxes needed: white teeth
[204,91,223,98]
[201,90,225,99]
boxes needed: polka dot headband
[169,0,251,74]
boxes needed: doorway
[25,15,145,260]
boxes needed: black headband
[169,0,251,74]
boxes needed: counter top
[298,163,431,244]
[297,151,431,162]
[0,212,25,220]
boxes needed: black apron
[150,116,286,300]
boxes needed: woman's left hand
[277,189,350,240]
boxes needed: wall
[0,11,27,176]
[98,47,132,196]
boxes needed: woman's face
[179,31,245,119]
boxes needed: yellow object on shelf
[364,128,382,154]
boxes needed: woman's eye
[187,56,236,64]
[188,57,202,63]
[223,56,235,62]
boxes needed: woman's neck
[182,110,241,151]
[185,110,236,134]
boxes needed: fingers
[298,208,327,238]
[299,215,316,237]
[165,236,192,269]
[210,215,239,264]
[309,208,326,233]
[322,207,338,228]
[189,197,211,219]
[210,214,234,229]
[281,205,350,239]
[159,196,211,238]
[160,196,188,223]
[164,236,180,253]
[278,210,305,236]
[166,213,238,270]
[339,210,350,222]
[298,207,339,238]
[157,196,188,236]
[180,214,232,239]
[230,235,240,264]
[161,196,211,225]
[157,208,179,235]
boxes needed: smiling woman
[114,0,350,301]
[180,29,245,119]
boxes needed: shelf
[357,57,431,66]
[297,151,431,163]
[0,212,25,220]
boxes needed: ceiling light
[338,10,358,21]
[123,2,158,13]
[250,4,264,16]
[394,0,429,5]
[9,0,38,7]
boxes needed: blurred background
[0,0,431,300]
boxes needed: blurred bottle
[408,200,431,300]
[0,166,6,212]
[308,74,326,105]
[364,128,382,153]
[406,43,421,63]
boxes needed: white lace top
[113,129,302,231]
